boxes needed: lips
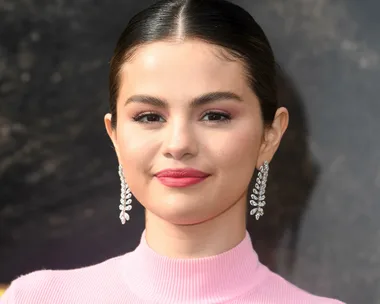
[155,168,210,187]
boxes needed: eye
[133,112,165,123]
[202,111,231,122]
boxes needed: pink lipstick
[155,168,210,188]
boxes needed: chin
[152,204,214,226]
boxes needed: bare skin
[105,39,288,258]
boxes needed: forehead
[118,40,249,100]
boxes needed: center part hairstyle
[108,0,278,129]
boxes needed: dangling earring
[250,161,269,220]
[118,164,132,224]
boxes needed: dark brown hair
[109,0,278,128]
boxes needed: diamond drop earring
[118,164,132,224]
[249,161,269,220]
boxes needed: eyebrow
[124,91,243,108]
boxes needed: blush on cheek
[119,134,149,156]
[117,124,159,169]
[221,130,260,165]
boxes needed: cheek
[212,125,261,171]
[115,123,155,176]
[213,127,261,203]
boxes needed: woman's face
[106,40,283,225]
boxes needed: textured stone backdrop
[1,1,379,303]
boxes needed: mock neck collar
[122,230,263,304]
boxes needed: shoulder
[244,265,346,304]
[1,254,127,304]
[1,269,54,303]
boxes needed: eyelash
[132,111,232,124]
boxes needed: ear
[256,107,289,168]
[104,113,120,160]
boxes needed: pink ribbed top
[1,230,345,303]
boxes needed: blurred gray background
[1,0,379,303]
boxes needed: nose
[162,118,198,160]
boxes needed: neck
[123,209,262,304]
[144,195,247,258]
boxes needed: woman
[1,0,345,303]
